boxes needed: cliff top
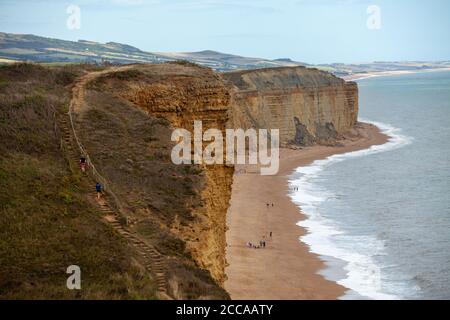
[223,66,349,90]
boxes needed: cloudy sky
[0,0,449,64]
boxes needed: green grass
[0,75,7,89]
[0,155,157,299]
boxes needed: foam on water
[289,120,412,300]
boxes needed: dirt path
[71,66,133,114]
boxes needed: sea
[289,70,450,300]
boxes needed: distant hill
[0,32,170,64]
[0,32,306,71]
[1,32,449,75]
[157,50,307,71]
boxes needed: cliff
[120,63,234,286]
[224,66,358,146]
[81,62,234,295]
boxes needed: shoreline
[342,67,450,82]
[224,122,389,300]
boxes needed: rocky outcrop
[224,66,358,146]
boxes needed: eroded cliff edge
[224,66,358,146]
[119,64,234,286]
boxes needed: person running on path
[95,182,103,199]
[80,156,87,172]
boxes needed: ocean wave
[289,120,412,300]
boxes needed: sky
[0,0,449,64]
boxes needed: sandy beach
[342,67,450,82]
[224,122,389,300]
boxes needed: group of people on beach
[292,186,299,191]
[247,231,272,249]
[247,239,266,249]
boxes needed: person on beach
[270,231,272,238]
[266,203,269,208]
[79,156,87,172]
[95,182,103,199]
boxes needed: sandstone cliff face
[118,64,234,286]
[224,66,358,145]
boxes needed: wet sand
[224,122,389,299]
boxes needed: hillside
[0,32,170,65]
[0,63,229,299]
[0,32,305,71]
[1,32,449,76]
[0,63,159,299]
[157,50,306,71]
